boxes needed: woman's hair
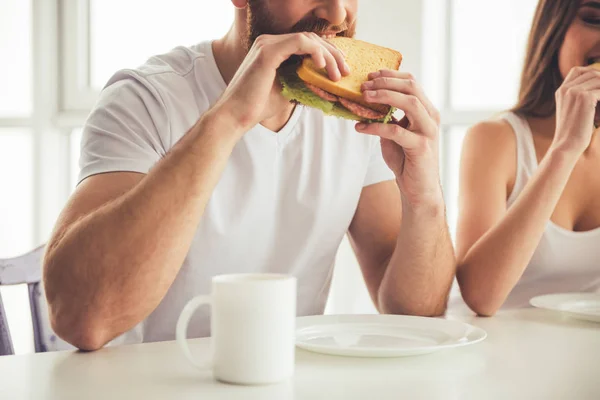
[512,0,582,118]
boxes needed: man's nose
[314,0,348,27]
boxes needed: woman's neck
[526,115,556,140]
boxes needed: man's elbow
[44,250,110,351]
[49,309,111,351]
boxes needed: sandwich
[278,37,403,123]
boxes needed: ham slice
[306,83,339,102]
[338,98,387,120]
[305,82,388,120]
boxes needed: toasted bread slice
[593,63,600,71]
[296,37,402,114]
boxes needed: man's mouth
[319,31,342,40]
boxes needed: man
[43,0,455,351]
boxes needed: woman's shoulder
[463,116,517,160]
[461,116,518,190]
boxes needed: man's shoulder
[136,43,209,80]
[86,42,218,151]
[101,42,215,98]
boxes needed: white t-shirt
[79,41,394,344]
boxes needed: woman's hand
[552,65,600,156]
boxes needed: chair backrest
[0,292,13,356]
[0,245,74,355]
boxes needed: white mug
[176,273,297,385]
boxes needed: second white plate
[295,314,487,358]
[530,293,600,323]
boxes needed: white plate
[530,293,600,323]
[295,314,487,358]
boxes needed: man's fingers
[310,47,327,70]
[318,36,351,76]
[298,33,341,81]
[363,90,436,136]
[363,77,416,93]
[355,121,424,150]
[366,70,439,124]
[368,70,415,81]
[257,33,343,81]
[320,47,342,81]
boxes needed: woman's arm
[457,66,600,316]
[456,121,578,316]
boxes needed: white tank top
[498,112,600,308]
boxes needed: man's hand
[355,70,442,208]
[215,32,350,134]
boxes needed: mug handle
[176,295,212,369]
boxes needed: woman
[456,0,600,315]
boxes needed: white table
[1,308,599,400]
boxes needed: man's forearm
[378,198,455,316]
[44,109,242,349]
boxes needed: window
[0,0,35,356]
[90,0,233,90]
[62,0,234,112]
[0,0,32,118]
[0,130,34,257]
[450,0,539,110]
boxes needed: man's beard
[244,0,356,51]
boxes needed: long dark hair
[512,0,582,118]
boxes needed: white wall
[357,0,424,81]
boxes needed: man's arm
[348,180,454,316]
[351,69,456,316]
[44,111,243,350]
